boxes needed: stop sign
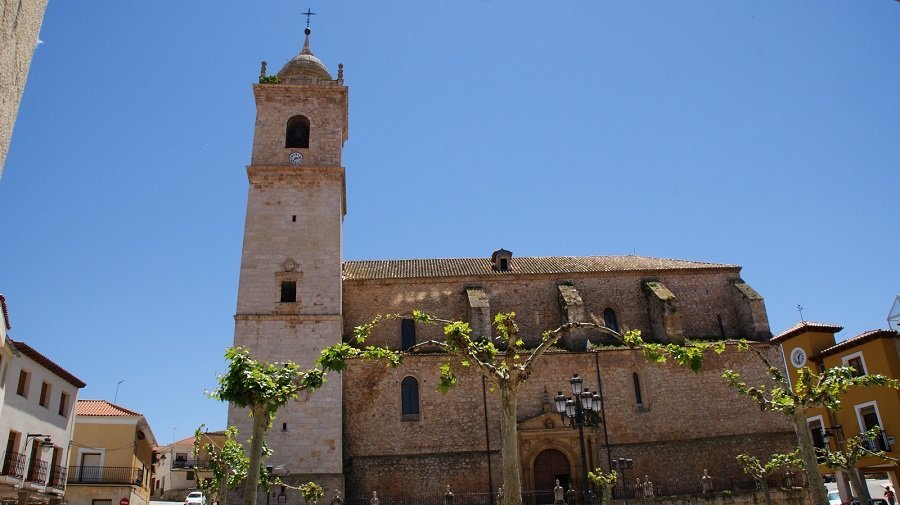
[120,498,129,505]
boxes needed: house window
[603,308,619,333]
[59,392,69,416]
[280,281,297,303]
[401,376,420,421]
[39,382,51,407]
[187,471,195,481]
[401,319,416,351]
[632,372,643,406]
[16,369,30,397]
[808,416,827,462]
[856,402,888,451]
[841,352,866,377]
[285,116,310,148]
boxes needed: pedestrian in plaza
[885,484,896,505]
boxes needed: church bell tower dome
[277,27,333,83]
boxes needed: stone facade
[230,30,794,505]
[0,0,49,176]
[341,348,795,500]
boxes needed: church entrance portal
[533,449,571,491]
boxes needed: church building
[228,27,796,505]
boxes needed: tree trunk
[760,478,773,505]
[499,383,523,505]
[791,409,828,505]
[846,466,871,504]
[220,474,229,505]
[244,406,269,505]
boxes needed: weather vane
[302,8,316,29]
[797,304,804,321]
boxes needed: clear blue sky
[1,1,898,445]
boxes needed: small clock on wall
[789,347,807,368]
[289,152,303,165]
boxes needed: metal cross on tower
[302,8,316,28]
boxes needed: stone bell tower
[229,25,348,496]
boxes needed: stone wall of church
[342,268,769,349]
[341,346,794,498]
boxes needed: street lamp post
[554,374,603,505]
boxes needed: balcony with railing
[67,466,144,486]
[26,458,49,484]
[860,432,891,452]
[47,465,67,490]
[172,459,209,470]
[1,452,26,479]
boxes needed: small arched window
[285,116,310,148]
[603,307,619,333]
[401,376,420,421]
[632,372,643,406]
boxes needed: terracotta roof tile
[772,321,844,343]
[76,399,142,417]
[813,329,898,360]
[343,255,739,281]
[8,340,86,388]
[0,293,10,330]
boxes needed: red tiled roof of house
[771,321,844,343]
[8,339,86,388]
[343,255,739,281]
[171,431,227,447]
[76,399,142,417]
[0,293,10,330]
[813,329,899,360]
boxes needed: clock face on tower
[289,152,303,165]
[789,347,807,368]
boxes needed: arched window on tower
[285,115,310,148]
[401,376,420,421]
[603,307,619,333]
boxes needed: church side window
[603,307,619,333]
[632,372,643,407]
[401,376,420,421]
[401,318,416,350]
[285,116,310,148]
[280,281,297,303]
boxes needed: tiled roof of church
[343,255,739,280]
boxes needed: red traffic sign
[120,498,129,505]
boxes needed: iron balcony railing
[26,459,49,483]
[1,452,26,478]
[860,432,891,452]
[172,459,210,470]
[67,466,143,486]
[48,465,67,489]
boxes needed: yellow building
[65,401,157,505]
[773,322,900,498]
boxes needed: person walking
[884,484,896,505]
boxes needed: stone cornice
[234,313,342,322]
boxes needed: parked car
[185,492,206,505]
[843,498,888,505]
[828,491,841,505]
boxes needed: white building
[0,296,85,505]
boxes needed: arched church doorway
[532,449,571,491]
